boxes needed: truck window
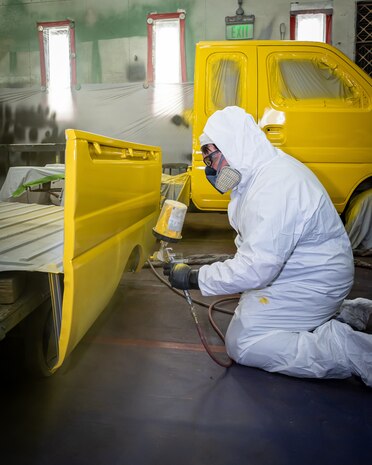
[206,53,247,115]
[268,53,369,108]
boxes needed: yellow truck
[190,40,372,215]
[0,129,161,375]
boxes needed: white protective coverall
[198,106,372,387]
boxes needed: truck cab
[191,41,372,214]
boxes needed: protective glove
[163,263,199,290]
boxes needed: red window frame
[37,20,76,88]
[290,10,332,44]
[147,12,187,83]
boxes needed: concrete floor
[1,212,372,465]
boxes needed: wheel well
[124,245,142,272]
[341,176,372,223]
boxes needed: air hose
[147,259,238,368]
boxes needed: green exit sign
[226,23,254,40]
[225,14,255,40]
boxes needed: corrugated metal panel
[0,202,64,273]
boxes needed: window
[205,53,247,116]
[37,20,76,90]
[147,11,186,83]
[296,13,326,41]
[267,53,368,109]
[290,2,332,44]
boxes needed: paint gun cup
[151,199,188,263]
[152,200,187,243]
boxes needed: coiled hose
[147,259,238,368]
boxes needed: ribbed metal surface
[0,202,64,273]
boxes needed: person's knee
[225,321,249,362]
[226,334,272,368]
[225,324,259,364]
[225,331,241,362]
[226,326,289,370]
[225,316,279,366]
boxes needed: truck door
[192,42,257,210]
[257,43,372,213]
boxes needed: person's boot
[335,298,372,331]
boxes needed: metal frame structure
[355,1,372,77]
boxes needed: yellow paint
[153,199,187,240]
[345,187,372,224]
[259,297,269,304]
[54,129,161,369]
[191,41,372,213]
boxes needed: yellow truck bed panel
[56,129,161,368]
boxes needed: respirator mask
[206,165,242,193]
[204,152,241,194]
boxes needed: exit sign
[225,14,255,40]
[226,23,254,40]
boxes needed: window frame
[290,8,332,44]
[37,20,77,89]
[146,11,186,84]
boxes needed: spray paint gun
[151,199,196,304]
[150,200,233,368]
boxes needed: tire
[23,299,57,377]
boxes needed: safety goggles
[203,149,222,167]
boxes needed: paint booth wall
[0,0,358,169]
[0,0,358,87]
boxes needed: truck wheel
[23,299,57,377]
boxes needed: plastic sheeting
[0,83,194,166]
[209,58,242,111]
[344,188,372,254]
[161,171,190,206]
[269,55,366,107]
[0,165,65,205]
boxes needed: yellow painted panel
[55,130,161,369]
[191,41,372,212]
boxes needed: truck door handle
[264,125,285,145]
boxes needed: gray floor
[1,212,372,465]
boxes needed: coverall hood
[202,106,278,193]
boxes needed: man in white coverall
[165,106,372,387]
